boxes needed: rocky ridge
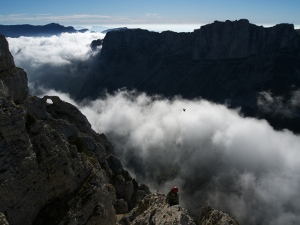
[79,19,300,133]
[0,23,88,37]
[0,33,239,224]
[198,204,239,225]
[119,192,196,225]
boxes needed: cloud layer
[41,89,300,225]
[8,32,300,225]
[258,90,300,118]
[7,32,104,97]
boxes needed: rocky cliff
[79,19,300,133]
[0,33,150,225]
[0,33,239,224]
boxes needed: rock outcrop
[79,19,300,133]
[198,204,239,225]
[0,33,149,225]
[118,192,196,225]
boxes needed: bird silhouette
[183,108,186,112]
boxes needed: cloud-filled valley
[41,89,300,225]
[7,32,104,97]
[7,32,300,225]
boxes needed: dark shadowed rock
[91,39,103,50]
[101,27,128,33]
[0,34,14,71]
[0,34,28,103]
[0,33,150,225]
[118,192,196,225]
[79,19,300,133]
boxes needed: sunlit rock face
[80,19,300,133]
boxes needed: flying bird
[183,108,186,112]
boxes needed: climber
[166,186,179,206]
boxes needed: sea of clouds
[7,31,105,97]
[7,31,300,225]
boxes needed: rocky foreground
[0,33,238,224]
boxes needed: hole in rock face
[46,99,53,104]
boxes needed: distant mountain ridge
[0,23,88,37]
[79,19,300,133]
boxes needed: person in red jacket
[166,186,179,206]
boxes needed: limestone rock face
[118,192,196,225]
[198,204,239,225]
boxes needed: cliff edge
[0,33,149,225]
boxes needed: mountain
[79,19,300,133]
[0,23,88,37]
[0,33,239,224]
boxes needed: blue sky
[0,0,299,27]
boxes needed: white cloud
[0,14,113,25]
[40,89,300,225]
[8,31,104,67]
[146,13,161,19]
[7,32,105,97]
[0,13,203,26]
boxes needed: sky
[1,0,300,28]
